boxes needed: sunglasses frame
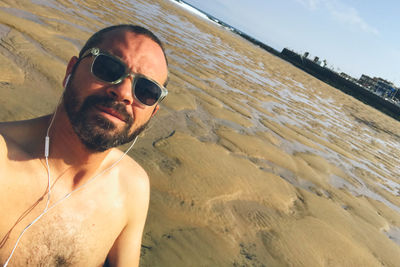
[80,47,168,106]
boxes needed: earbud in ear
[64,74,71,89]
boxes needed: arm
[105,169,150,267]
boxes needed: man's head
[62,24,168,152]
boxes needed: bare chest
[7,213,98,266]
[0,163,126,266]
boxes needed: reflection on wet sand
[0,0,399,265]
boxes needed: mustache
[83,95,134,124]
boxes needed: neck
[45,106,111,187]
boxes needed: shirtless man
[0,24,168,266]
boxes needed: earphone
[3,87,138,266]
[64,74,71,89]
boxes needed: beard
[63,80,149,152]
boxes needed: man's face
[63,31,168,152]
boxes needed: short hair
[79,24,168,65]
[78,24,168,86]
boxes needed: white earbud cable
[3,103,138,266]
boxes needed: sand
[0,0,400,266]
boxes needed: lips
[96,105,127,122]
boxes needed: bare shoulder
[108,149,150,230]
[118,150,149,184]
[111,148,150,200]
[0,116,49,156]
[105,150,150,265]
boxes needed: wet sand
[0,0,400,266]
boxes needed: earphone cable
[3,101,138,266]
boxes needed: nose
[106,77,134,105]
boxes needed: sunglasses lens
[92,55,125,83]
[90,52,163,106]
[135,77,162,106]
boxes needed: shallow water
[158,0,395,234]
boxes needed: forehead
[97,30,168,84]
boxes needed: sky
[182,0,400,86]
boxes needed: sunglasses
[80,47,168,106]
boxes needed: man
[0,24,168,266]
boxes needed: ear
[62,56,79,88]
[151,105,160,117]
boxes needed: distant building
[358,74,377,91]
[375,78,397,98]
[340,72,357,83]
[281,47,400,110]
[393,89,400,101]
[358,75,399,99]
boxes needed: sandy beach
[0,0,400,266]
